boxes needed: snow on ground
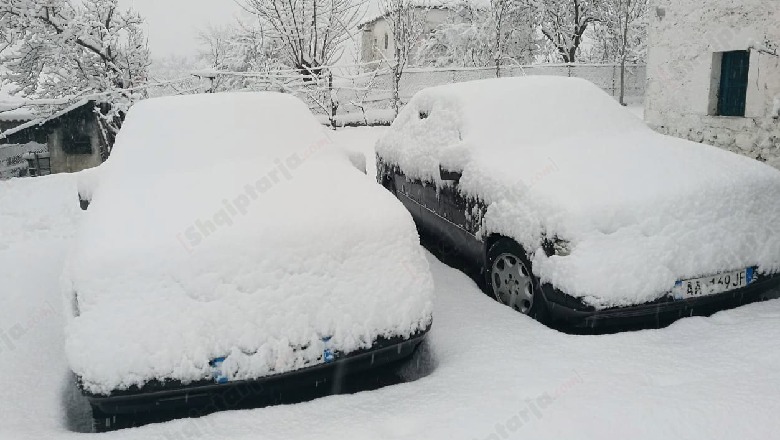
[0,173,89,435]
[624,95,645,120]
[329,125,389,179]
[2,127,780,439]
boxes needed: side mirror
[439,166,462,183]
[78,194,90,211]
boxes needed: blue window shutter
[718,51,750,117]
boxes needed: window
[33,129,48,144]
[384,33,389,50]
[61,116,93,155]
[64,136,93,155]
[712,50,750,117]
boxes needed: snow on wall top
[0,99,92,141]
[64,92,434,395]
[377,76,780,308]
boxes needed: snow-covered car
[376,76,780,328]
[63,93,433,430]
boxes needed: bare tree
[0,0,149,94]
[415,3,533,70]
[195,18,290,93]
[414,5,491,68]
[595,0,648,104]
[381,0,426,116]
[538,0,601,63]
[197,25,236,91]
[347,68,383,126]
[238,0,363,76]
[490,0,533,77]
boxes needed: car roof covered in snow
[376,76,647,181]
[109,93,327,172]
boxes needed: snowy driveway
[1,127,780,440]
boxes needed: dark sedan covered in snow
[65,92,433,430]
[377,77,780,328]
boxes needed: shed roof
[0,99,93,142]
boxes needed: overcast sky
[119,0,242,58]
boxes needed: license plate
[210,357,229,384]
[673,268,754,300]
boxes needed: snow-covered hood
[63,93,433,395]
[486,132,780,308]
[377,77,780,309]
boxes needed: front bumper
[543,272,780,329]
[82,328,429,415]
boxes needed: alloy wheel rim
[491,253,534,314]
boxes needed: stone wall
[645,0,780,168]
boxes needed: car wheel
[486,239,548,323]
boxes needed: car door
[394,172,423,220]
[434,179,486,264]
[379,158,486,264]
[378,158,422,221]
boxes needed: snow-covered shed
[0,106,46,179]
[0,100,110,177]
[644,0,780,168]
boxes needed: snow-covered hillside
[2,128,780,439]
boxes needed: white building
[360,6,457,66]
[644,0,780,168]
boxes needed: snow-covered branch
[237,0,363,76]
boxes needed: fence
[0,142,46,179]
[329,63,646,124]
[0,63,647,144]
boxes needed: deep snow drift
[62,94,433,395]
[3,128,780,440]
[376,77,780,308]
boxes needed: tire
[485,238,549,323]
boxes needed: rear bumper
[544,272,780,329]
[83,329,428,415]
